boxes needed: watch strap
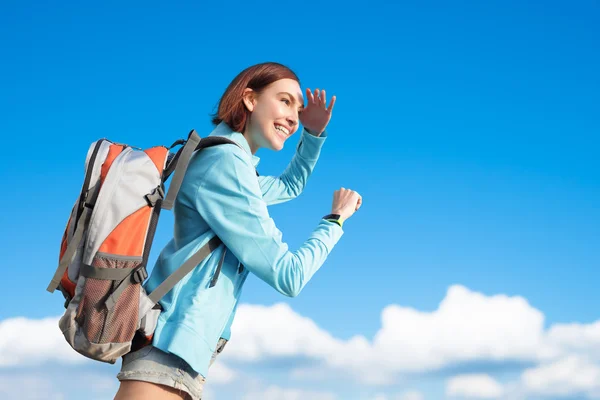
[322,213,343,228]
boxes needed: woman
[114,62,362,400]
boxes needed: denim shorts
[117,338,227,400]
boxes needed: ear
[242,88,256,112]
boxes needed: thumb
[355,196,362,211]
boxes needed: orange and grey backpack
[46,130,246,364]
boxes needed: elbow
[278,269,304,298]
[273,254,306,297]
[277,279,302,297]
[285,184,302,200]
[280,176,304,199]
[283,285,302,298]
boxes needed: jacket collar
[208,122,260,167]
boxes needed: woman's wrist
[305,127,324,137]
[322,213,344,228]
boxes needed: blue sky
[1,1,599,399]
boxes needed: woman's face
[243,78,304,153]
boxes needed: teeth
[275,125,290,136]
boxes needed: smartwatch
[322,213,343,228]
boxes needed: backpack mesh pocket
[76,254,141,344]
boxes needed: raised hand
[331,188,362,221]
[299,88,336,136]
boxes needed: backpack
[46,129,244,364]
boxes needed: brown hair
[211,62,300,133]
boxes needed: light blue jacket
[144,122,344,378]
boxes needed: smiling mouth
[274,124,290,139]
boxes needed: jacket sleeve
[194,145,343,297]
[258,128,327,206]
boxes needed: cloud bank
[3,285,600,398]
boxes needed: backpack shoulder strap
[149,129,260,303]
[161,130,256,210]
[161,130,201,210]
[147,235,223,304]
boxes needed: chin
[271,142,285,151]
[268,137,286,151]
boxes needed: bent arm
[259,128,327,205]
[195,147,342,297]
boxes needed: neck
[242,130,259,155]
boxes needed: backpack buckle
[58,284,72,309]
[144,186,165,207]
[132,266,148,284]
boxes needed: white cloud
[1,285,551,379]
[241,385,337,400]
[368,285,544,373]
[225,285,600,392]
[522,355,600,398]
[397,390,426,400]
[0,316,84,366]
[542,321,600,361]
[226,302,388,383]
[228,285,547,382]
[0,372,118,400]
[0,375,65,400]
[446,374,504,399]
[5,284,600,399]
[290,365,333,381]
[207,360,237,384]
[0,314,240,387]
[225,302,341,362]
[368,390,425,400]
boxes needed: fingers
[306,88,315,105]
[332,188,362,220]
[305,88,335,110]
[328,95,336,113]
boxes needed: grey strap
[148,235,222,304]
[162,130,201,210]
[209,246,227,288]
[79,264,138,311]
[104,274,134,311]
[46,207,92,293]
[80,263,134,281]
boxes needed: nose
[287,113,298,130]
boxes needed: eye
[281,98,291,106]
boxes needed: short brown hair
[211,62,300,133]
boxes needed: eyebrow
[278,92,304,109]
